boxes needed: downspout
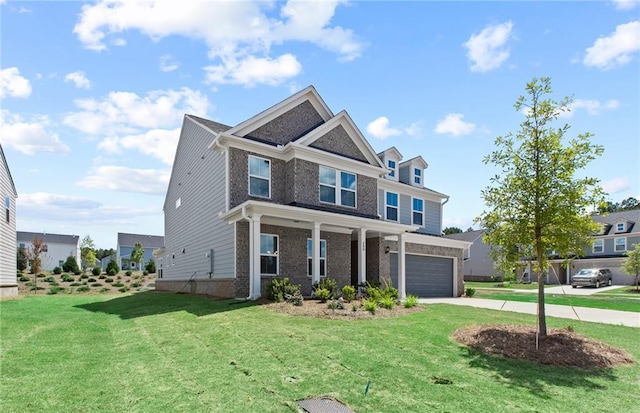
[241,206,253,300]
[441,196,449,234]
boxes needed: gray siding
[399,165,410,185]
[399,194,411,225]
[587,235,640,256]
[309,125,369,163]
[163,118,234,280]
[417,200,441,235]
[244,101,325,144]
[1,149,17,294]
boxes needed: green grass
[474,290,640,312]
[464,281,549,290]
[1,293,639,413]
[596,285,640,296]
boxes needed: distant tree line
[598,197,640,214]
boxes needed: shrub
[145,258,156,274]
[113,282,124,287]
[131,282,142,288]
[30,286,46,291]
[36,273,46,278]
[404,295,419,308]
[98,274,106,279]
[465,287,476,297]
[77,286,90,292]
[61,274,75,283]
[92,267,101,276]
[107,269,116,276]
[53,267,62,275]
[266,277,299,303]
[91,283,102,287]
[88,277,96,283]
[125,270,132,277]
[47,286,64,295]
[380,296,395,309]
[80,274,89,279]
[143,270,149,276]
[313,278,337,298]
[99,288,110,293]
[105,260,119,275]
[328,299,345,310]
[19,276,30,282]
[315,288,330,303]
[49,281,60,287]
[69,282,81,287]
[363,298,377,314]
[118,286,130,293]
[43,276,55,283]
[105,278,114,283]
[62,256,80,274]
[74,270,82,276]
[341,285,356,302]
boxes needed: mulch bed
[452,324,635,369]
[263,299,424,320]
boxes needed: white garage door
[390,254,454,297]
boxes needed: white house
[17,231,80,272]
[1,144,18,298]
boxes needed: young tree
[131,242,144,271]
[17,246,28,272]
[476,77,604,338]
[28,237,46,275]
[621,243,640,291]
[80,235,96,272]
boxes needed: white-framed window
[319,166,356,208]
[412,198,424,226]
[614,237,626,252]
[260,234,278,275]
[592,239,604,253]
[414,168,422,185]
[248,156,271,198]
[387,160,396,178]
[386,191,398,221]
[5,195,10,223]
[307,239,326,277]
[616,222,625,232]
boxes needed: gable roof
[1,144,18,197]
[17,231,79,245]
[592,210,640,235]
[225,85,333,138]
[400,155,428,170]
[377,146,403,161]
[117,232,164,248]
[444,229,484,243]
[187,115,231,134]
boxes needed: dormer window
[616,222,625,232]
[387,160,396,178]
[414,168,422,185]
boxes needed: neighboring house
[1,144,18,298]
[117,233,164,270]
[159,86,470,299]
[445,230,497,281]
[17,231,80,271]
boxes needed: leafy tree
[620,197,639,211]
[621,243,640,291]
[476,77,604,337]
[131,243,144,271]
[80,235,96,272]
[28,237,46,275]
[96,248,116,260]
[17,246,28,272]
[597,197,640,213]
[443,227,463,235]
[145,258,156,274]
[62,255,80,274]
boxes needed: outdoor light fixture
[385,246,390,254]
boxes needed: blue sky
[1,0,638,249]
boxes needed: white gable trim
[378,146,403,161]
[225,86,333,137]
[295,111,385,168]
[378,179,448,203]
[400,156,428,170]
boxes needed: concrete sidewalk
[419,297,640,328]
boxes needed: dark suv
[571,268,613,288]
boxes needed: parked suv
[571,268,613,288]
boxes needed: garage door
[390,254,453,297]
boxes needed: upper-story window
[387,160,396,178]
[614,237,626,252]
[307,239,326,277]
[412,198,424,226]
[319,166,356,208]
[5,195,9,223]
[592,239,603,253]
[248,156,271,198]
[385,192,398,221]
[616,222,625,232]
[414,168,422,185]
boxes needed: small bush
[74,270,82,276]
[131,282,142,288]
[105,260,119,275]
[92,267,101,276]
[91,282,102,287]
[82,281,88,285]
[328,299,345,310]
[99,288,110,293]
[43,276,55,283]
[113,282,124,287]
[145,258,156,274]
[380,296,395,309]
[341,285,356,302]
[19,276,30,282]
[143,270,149,276]
[47,286,65,295]
[80,274,89,279]
[118,286,130,293]
[315,288,330,303]
[107,269,116,276]
[69,282,81,287]
[36,273,46,278]
[49,281,60,287]
[62,256,80,274]
[98,274,106,279]
[125,270,132,277]
[404,295,419,308]
[53,267,62,275]
[313,278,337,298]
[88,277,96,282]
[61,274,75,283]
[465,287,476,297]
[77,286,90,292]
[267,277,301,303]
[105,278,114,283]
[363,298,377,314]
[30,286,46,291]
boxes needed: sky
[1,0,639,249]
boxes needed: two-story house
[116,232,164,271]
[1,144,18,298]
[159,86,470,299]
[17,231,80,271]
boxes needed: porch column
[358,228,367,285]
[312,222,321,285]
[398,232,406,299]
[250,214,262,300]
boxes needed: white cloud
[0,67,32,98]
[366,116,422,140]
[561,99,620,117]
[63,87,210,135]
[204,54,302,87]
[64,71,92,89]
[583,21,640,70]
[77,166,170,194]
[601,177,631,194]
[72,0,362,86]
[434,113,476,136]
[98,127,180,165]
[17,192,159,223]
[612,0,638,10]
[463,21,514,72]
[159,54,180,72]
[0,111,70,155]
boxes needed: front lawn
[1,293,638,412]
[474,290,640,312]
